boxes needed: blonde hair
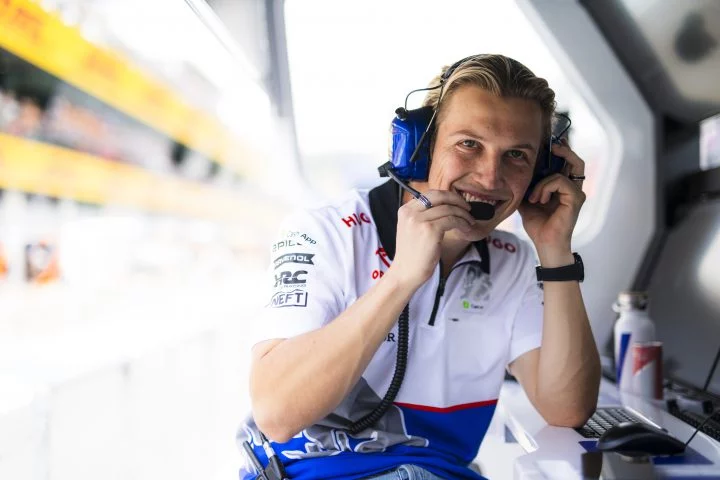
[423,54,556,139]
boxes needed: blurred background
[1,0,719,479]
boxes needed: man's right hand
[391,189,475,287]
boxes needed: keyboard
[575,407,645,438]
[668,406,720,442]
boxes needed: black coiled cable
[348,304,410,434]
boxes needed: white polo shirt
[238,180,544,480]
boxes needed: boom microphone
[469,202,495,220]
[380,162,495,220]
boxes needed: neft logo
[269,289,308,308]
[341,212,372,228]
[274,270,308,288]
[273,253,315,269]
[272,240,304,253]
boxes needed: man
[238,54,601,480]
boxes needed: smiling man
[238,54,601,480]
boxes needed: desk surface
[495,379,720,479]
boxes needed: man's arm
[509,259,600,427]
[251,268,415,443]
[250,190,475,442]
[513,142,601,427]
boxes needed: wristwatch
[536,253,584,282]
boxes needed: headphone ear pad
[524,137,566,201]
[388,106,435,181]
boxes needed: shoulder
[271,189,373,253]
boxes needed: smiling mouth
[455,189,506,210]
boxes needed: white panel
[517,0,657,348]
[0,399,48,480]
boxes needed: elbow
[541,402,596,428]
[249,359,303,443]
[252,401,300,444]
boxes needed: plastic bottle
[613,291,655,392]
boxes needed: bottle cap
[613,291,649,312]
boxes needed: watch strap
[536,252,584,282]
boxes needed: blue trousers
[363,464,446,480]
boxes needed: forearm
[535,251,600,426]
[251,268,416,441]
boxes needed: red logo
[341,212,372,228]
[375,247,391,268]
[487,236,516,253]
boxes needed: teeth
[460,191,497,205]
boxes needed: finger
[409,189,471,211]
[430,215,474,234]
[528,174,583,205]
[420,204,475,225]
[552,142,585,175]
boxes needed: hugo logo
[487,236,517,253]
[341,212,372,228]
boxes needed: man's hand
[519,141,586,263]
[391,190,475,287]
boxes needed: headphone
[379,55,570,201]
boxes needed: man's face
[421,84,543,241]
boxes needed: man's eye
[506,150,527,160]
[461,140,477,148]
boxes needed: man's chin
[450,226,492,243]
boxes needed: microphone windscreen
[470,202,495,220]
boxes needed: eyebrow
[450,129,538,152]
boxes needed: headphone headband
[441,54,483,81]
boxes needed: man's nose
[476,152,505,190]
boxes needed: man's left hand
[518,140,586,257]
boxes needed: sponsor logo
[459,265,492,315]
[272,239,304,253]
[462,300,485,311]
[341,212,372,228]
[273,253,315,269]
[282,231,317,245]
[269,289,308,308]
[486,235,517,253]
[274,270,308,288]
[375,247,391,268]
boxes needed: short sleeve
[249,209,345,346]
[508,244,544,365]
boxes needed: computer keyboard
[668,406,720,442]
[575,407,645,438]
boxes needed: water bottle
[613,291,655,392]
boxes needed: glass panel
[701,113,720,170]
[285,0,610,239]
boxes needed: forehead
[438,85,543,143]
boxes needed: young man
[238,54,600,480]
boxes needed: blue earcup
[387,106,435,181]
[524,136,566,201]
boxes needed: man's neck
[440,236,472,278]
